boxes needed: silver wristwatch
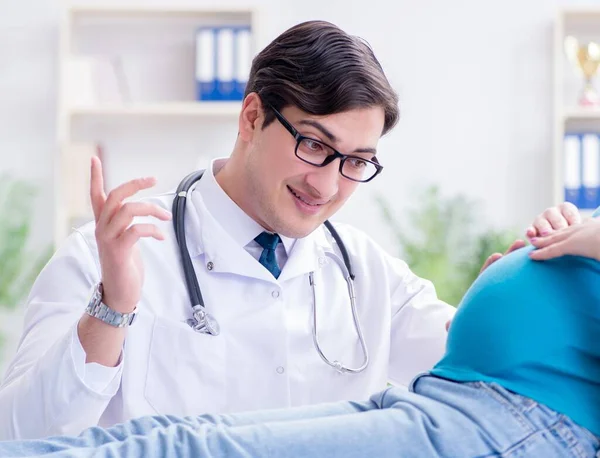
[85,282,137,328]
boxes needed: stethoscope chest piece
[173,170,368,372]
[187,305,220,336]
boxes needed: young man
[0,19,576,440]
[0,219,598,457]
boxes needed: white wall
[309,0,600,243]
[6,0,600,249]
[1,0,599,373]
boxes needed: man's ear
[238,92,264,142]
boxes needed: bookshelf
[554,8,600,219]
[55,3,257,246]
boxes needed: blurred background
[1,0,599,374]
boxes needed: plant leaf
[375,185,518,306]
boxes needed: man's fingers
[480,241,525,275]
[529,241,567,261]
[100,177,158,226]
[560,202,582,225]
[119,224,166,248]
[480,253,502,274]
[103,202,172,240]
[90,156,107,223]
[505,239,526,254]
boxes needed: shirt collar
[194,157,296,255]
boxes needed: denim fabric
[0,374,598,457]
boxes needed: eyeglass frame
[267,104,384,183]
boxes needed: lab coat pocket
[144,316,227,416]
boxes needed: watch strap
[85,283,137,328]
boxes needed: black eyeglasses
[269,105,383,183]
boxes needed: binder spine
[234,26,251,100]
[196,27,216,101]
[564,133,582,209]
[582,133,600,209]
[195,24,251,101]
[217,27,235,100]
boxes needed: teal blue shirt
[431,245,600,436]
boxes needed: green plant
[376,185,519,306]
[0,175,53,309]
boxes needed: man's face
[241,99,385,238]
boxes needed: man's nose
[304,159,340,200]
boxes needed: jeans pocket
[563,416,600,456]
[483,382,539,412]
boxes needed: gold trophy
[564,35,600,106]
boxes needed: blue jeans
[1,374,599,457]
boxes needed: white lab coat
[0,167,455,440]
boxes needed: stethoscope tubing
[173,170,369,374]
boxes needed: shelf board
[563,107,600,121]
[68,5,254,17]
[69,102,242,118]
[560,7,600,18]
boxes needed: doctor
[0,20,580,440]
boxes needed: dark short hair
[244,20,400,136]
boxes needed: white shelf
[560,7,600,18]
[68,5,255,18]
[55,3,257,247]
[69,102,242,118]
[553,10,600,209]
[563,107,600,121]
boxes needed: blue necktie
[254,232,282,279]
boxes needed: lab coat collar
[201,223,331,283]
[183,159,334,282]
[196,159,296,256]
[277,224,336,282]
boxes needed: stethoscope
[172,170,369,374]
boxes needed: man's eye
[305,140,322,151]
[348,158,367,168]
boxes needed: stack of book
[195,25,252,101]
[563,132,600,209]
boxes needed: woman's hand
[529,218,600,261]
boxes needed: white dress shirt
[0,158,455,440]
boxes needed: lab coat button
[318,256,326,266]
[276,366,285,374]
[271,290,280,299]
[206,262,214,271]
